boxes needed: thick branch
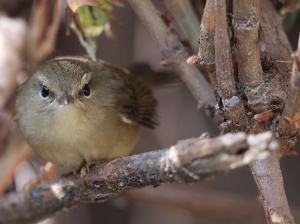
[214,0,247,125]
[127,0,221,123]
[164,0,200,53]
[0,132,277,224]
[233,0,263,88]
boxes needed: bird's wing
[105,64,158,129]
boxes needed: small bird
[15,56,175,175]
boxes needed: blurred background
[1,0,300,223]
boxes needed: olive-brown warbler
[15,56,174,172]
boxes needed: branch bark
[213,0,247,126]
[127,0,222,124]
[233,0,263,88]
[0,132,277,224]
[250,152,295,224]
[187,1,219,100]
[194,0,295,222]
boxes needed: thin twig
[233,0,263,88]
[127,0,221,123]
[187,0,220,100]
[0,132,277,224]
[250,152,295,224]
[213,0,247,125]
[164,0,201,53]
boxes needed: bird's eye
[41,85,50,98]
[82,83,90,96]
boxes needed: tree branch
[213,0,247,126]
[0,132,277,224]
[250,152,295,224]
[127,0,222,123]
[233,0,263,88]
[164,0,201,53]
[187,0,219,100]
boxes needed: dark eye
[82,83,90,96]
[41,85,50,98]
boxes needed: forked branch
[127,0,222,123]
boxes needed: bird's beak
[57,93,74,105]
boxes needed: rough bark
[193,0,296,223]
[233,0,263,88]
[0,132,277,224]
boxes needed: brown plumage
[15,56,176,171]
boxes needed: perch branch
[127,0,221,123]
[0,132,277,224]
[232,0,263,88]
[164,0,201,53]
[213,0,247,125]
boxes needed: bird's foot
[23,162,56,200]
[78,159,114,189]
[80,162,91,189]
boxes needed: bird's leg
[23,162,56,200]
[80,159,115,188]
[80,161,91,189]
[42,161,56,180]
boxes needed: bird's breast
[30,104,140,170]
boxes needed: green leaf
[77,0,113,37]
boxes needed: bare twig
[0,132,277,224]
[214,0,247,125]
[164,0,201,53]
[127,0,221,123]
[232,0,263,88]
[187,0,219,99]
[214,0,235,100]
[250,152,295,224]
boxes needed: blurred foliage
[77,0,113,37]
